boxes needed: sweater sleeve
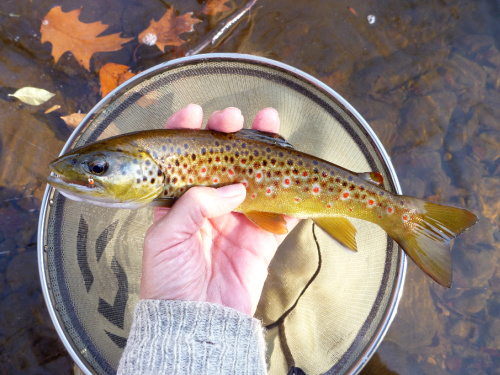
[117,299,268,375]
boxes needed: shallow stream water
[1,0,499,374]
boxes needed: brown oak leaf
[202,0,231,15]
[138,7,201,51]
[61,113,87,129]
[99,63,137,97]
[40,6,132,70]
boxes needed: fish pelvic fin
[385,198,478,288]
[313,217,358,252]
[244,211,288,235]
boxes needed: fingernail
[216,184,246,198]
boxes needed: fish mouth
[47,174,97,192]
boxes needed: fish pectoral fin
[358,172,384,187]
[244,211,288,235]
[151,197,178,208]
[313,217,358,252]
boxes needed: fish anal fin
[359,172,384,187]
[313,217,358,252]
[244,211,288,235]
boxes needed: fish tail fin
[384,198,478,287]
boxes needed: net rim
[37,53,407,375]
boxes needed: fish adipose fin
[385,199,478,288]
[313,217,358,252]
[244,211,288,234]
[358,172,384,187]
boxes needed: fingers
[165,104,204,129]
[148,184,247,243]
[252,107,280,133]
[206,107,245,132]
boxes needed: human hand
[140,104,299,316]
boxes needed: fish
[47,128,478,287]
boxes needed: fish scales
[134,130,413,224]
[48,128,478,287]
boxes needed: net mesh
[41,56,403,375]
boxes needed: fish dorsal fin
[358,172,384,187]
[244,211,288,234]
[236,129,295,149]
[313,217,358,252]
[151,197,177,208]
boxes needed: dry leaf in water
[61,113,87,129]
[202,0,231,15]
[45,104,61,114]
[100,63,137,97]
[9,87,55,106]
[139,7,201,51]
[40,6,132,70]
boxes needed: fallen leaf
[8,87,55,106]
[100,63,137,97]
[202,0,231,15]
[138,7,201,51]
[137,90,162,108]
[61,113,87,129]
[45,104,61,114]
[40,6,132,70]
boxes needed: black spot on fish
[287,159,293,166]
[379,191,385,196]
[349,185,355,191]
[348,176,353,181]
[151,178,155,184]
[136,178,141,184]
[254,150,259,156]
[176,148,181,154]
[266,147,271,152]
[293,169,298,174]
[133,159,138,164]
[275,170,282,176]
[248,168,253,174]
[149,171,153,176]
[146,160,151,166]
[279,152,284,157]
[230,157,234,163]
[335,178,341,183]
[262,160,268,167]
[143,176,147,182]
[172,177,178,183]
[298,161,303,166]
[201,148,206,155]
[162,145,167,152]
[253,162,261,168]
[215,156,221,163]
[224,155,228,162]
[226,145,231,151]
[191,154,196,161]
[234,151,239,157]
[313,160,319,165]
[208,157,212,163]
[342,181,348,187]
[181,176,186,181]
[175,160,180,167]
[184,144,188,149]
[157,170,163,177]
[266,172,272,178]
[313,168,319,173]
[222,167,226,172]
[271,159,276,165]
[241,143,246,148]
[153,151,158,159]
[360,186,365,191]
[215,141,219,146]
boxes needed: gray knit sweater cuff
[117,299,267,375]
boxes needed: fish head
[47,140,164,208]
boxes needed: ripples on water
[0,0,499,373]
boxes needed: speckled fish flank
[48,129,478,287]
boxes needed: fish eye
[88,158,109,176]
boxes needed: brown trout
[47,129,478,287]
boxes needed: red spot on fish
[228,168,234,175]
[201,167,207,173]
[343,192,350,199]
[241,180,248,187]
[294,197,300,202]
[387,207,393,214]
[189,178,193,183]
[302,171,308,177]
[349,208,353,212]
[403,215,408,221]
[368,199,374,205]
[327,204,331,208]
[285,178,290,184]
[213,177,219,183]
[379,215,382,219]
[313,187,320,194]
[251,194,256,199]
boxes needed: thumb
[147,184,246,242]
